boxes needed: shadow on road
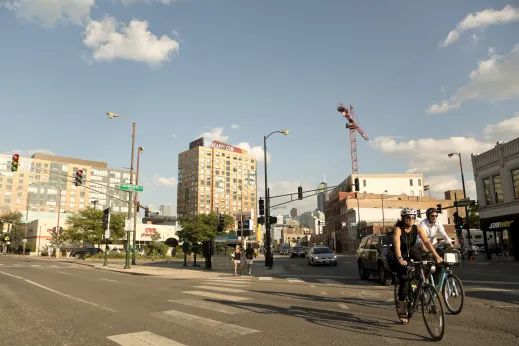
[207,298,429,342]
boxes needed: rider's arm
[418,219,429,251]
[393,227,406,265]
[417,225,443,262]
[437,223,453,247]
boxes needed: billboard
[189,137,246,154]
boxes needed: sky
[1,0,518,215]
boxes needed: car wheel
[379,264,392,286]
[358,262,369,280]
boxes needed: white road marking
[107,331,186,346]
[467,287,519,295]
[58,271,70,275]
[151,309,259,337]
[338,303,349,310]
[203,282,249,288]
[0,271,117,312]
[100,278,118,282]
[286,278,304,283]
[320,292,328,295]
[258,277,273,281]
[310,285,316,288]
[317,279,342,285]
[343,261,352,264]
[31,265,41,267]
[0,264,3,266]
[168,299,246,314]
[280,274,358,279]
[192,285,247,293]
[206,279,251,285]
[182,291,251,301]
[464,280,519,285]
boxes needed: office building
[159,204,174,216]
[177,137,258,220]
[472,138,519,260]
[0,153,131,214]
[317,181,328,212]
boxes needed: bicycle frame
[428,264,459,298]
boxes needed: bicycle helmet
[426,207,438,216]
[400,207,417,217]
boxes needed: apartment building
[0,152,131,215]
[177,138,258,221]
[335,173,425,197]
[472,138,519,260]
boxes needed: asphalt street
[0,255,518,346]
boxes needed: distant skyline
[1,1,518,215]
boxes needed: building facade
[472,138,519,260]
[0,153,131,214]
[177,138,258,221]
[336,173,425,197]
[159,204,174,216]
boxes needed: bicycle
[427,248,465,315]
[393,259,445,341]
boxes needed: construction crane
[337,103,369,175]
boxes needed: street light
[107,112,136,270]
[264,129,289,269]
[381,190,388,230]
[132,146,144,265]
[448,152,472,249]
[91,200,99,210]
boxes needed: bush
[41,251,48,257]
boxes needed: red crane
[337,104,369,175]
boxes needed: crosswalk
[0,263,79,269]
[104,274,359,345]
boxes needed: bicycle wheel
[421,285,445,341]
[442,273,464,315]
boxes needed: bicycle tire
[421,285,445,341]
[443,273,464,315]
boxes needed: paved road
[0,256,518,345]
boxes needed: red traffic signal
[12,154,19,160]
[11,153,20,172]
[77,170,83,175]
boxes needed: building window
[483,178,492,205]
[409,179,413,186]
[363,179,366,187]
[418,179,422,186]
[492,175,503,203]
[513,169,519,199]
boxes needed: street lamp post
[22,192,30,257]
[107,112,136,270]
[91,200,99,210]
[448,153,472,251]
[132,147,144,265]
[381,190,388,230]
[56,187,62,259]
[263,129,289,269]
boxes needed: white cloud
[426,43,519,113]
[257,179,317,214]
[82,15,179,66]
[120,0,175,5]
[153,175,177,187]
[197,127,229,142]
[424,176,477,200]
[483,112,519,141]
[5,149,56,157]
[235,142,270,163]
[231,124,240,129]
[440,5,519,48]
[1,0,95,27]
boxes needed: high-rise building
[317,181,328,212]
[177,137,258,219]
[0,153,131,214]
[159,204,174,216]
[290,207,299,219]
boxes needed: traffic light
[102,207,110,229]
[298,186,303,200]
[144,208,150,217]
[417,209,422,218]
[259,198,265,216]
[318,220,321,226]
[354,177,360,192]
[436,203,442,213]
[11,154,19,172]
[75,169,83,186]
[218,214,224,232]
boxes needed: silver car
[307,246,338,266]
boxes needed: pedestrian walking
[244,243,256,276]
[232,245,242,275]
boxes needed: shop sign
[141,228,161,237]
[488,220,514,229]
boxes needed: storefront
[480,214,518,260]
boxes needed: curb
[62,260,153,276]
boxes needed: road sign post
[124,219,133,269]
[103,207,111,267]
[119,184,144,192]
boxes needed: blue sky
[1,0,518,214]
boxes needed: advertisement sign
[189,137,205,150]
[141,227,161,238]
[189,137,246,154]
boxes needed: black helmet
[426,207,438,216]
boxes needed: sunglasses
[404,215,416,219]
[430,214,438,218]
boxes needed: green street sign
[119,184,144,192]
[350,223,358,227]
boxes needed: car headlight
[314,256,319,259]
[333,255,337,259]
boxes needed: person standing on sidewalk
[244,243,256,276]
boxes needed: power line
[32,166,124,191]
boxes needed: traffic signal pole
[125,122,136,270]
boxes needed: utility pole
[56,188,62,259]
[22,192,29,257]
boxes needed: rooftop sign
[189,137,246,154]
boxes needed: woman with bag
[232,246,242,275]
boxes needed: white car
[307,246,338,266]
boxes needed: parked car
[307,246,337,266]
[356,234,394,285]
[71,247,103,259]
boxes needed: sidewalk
[63,256,284,279]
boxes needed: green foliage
[177,212,222,243]
[468,204,480,228]
[0,209,24,246]
[65,207,126,245]
[165,237,179,247]
[145,232,169,257]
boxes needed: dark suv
[356,234,394,286]
[289,246,306,258]
[71,247,103,259]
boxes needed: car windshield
[380,236,394,247]
[293,247,303,251]
[314,247,333,254]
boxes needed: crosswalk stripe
[258,277,273,281]
[286,278,304,283]
[30,265,41,267]
[204,281,250,287]
[317,279,342,285]
[182,291,251,301]
[206,279,251,285]
[107,331,186,345]
[151,309,259,337]
[192,286,248,293]
[168,299,246,314]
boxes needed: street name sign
[119,184,144,192]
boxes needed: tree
[468,204,480,229]
[65,207,125,246]
[0,209,24,247]
[177,212,235,243]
